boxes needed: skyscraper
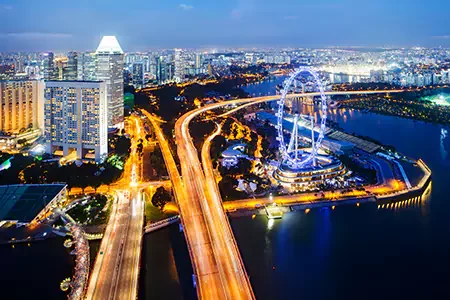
[0,80,44,133]
[156,56,167,84]
[174,49,185,82]
[95,36,124,127]
[65,52,78,80]
[195,53,203,69]
[132,62,145,88]
[42,52,56,80]
[44,81,108,162]
[77,52,97,81]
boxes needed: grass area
[143,190,175,224]
[421,94,450,106]
[67,194,110,225]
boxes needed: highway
[143,110,227,299]
[215,89,403,119]
[200,122,256,299]
[128,90,402,299]
[85,115,145,300]
[173,89,402,299]
[176,108,256,299]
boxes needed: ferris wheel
[275,67,328,169]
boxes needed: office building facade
[132,62,145,88]
[77,52,97,81]
[44,81,108,162]
[174,49,185,82]
[65,52,78,80]
[95,36,124,127]
[42,52,56,80]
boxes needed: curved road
[173,89,402,299]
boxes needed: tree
[92,180,102,193]
[218,175,238,201]
[113,136,132,157]
[152,186,172,209]
[210,135,227,159]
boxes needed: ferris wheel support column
[294,114,299,162]
[311,115,316,167]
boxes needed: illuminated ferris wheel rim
[276,67,328,169]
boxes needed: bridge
[57,210,90,300]
[144,215,180,233]
[66,223,90,300]
[141,89,404,299]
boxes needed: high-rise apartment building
[44,81,108,162]
[0,80,44,133]
[132,62,145,88]
[95,36,124,127]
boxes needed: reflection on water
[441,128,448,160]
[230,96,450,299]
[377,181,432,215]
[0,237,73,300]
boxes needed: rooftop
[95,36,123,55]
[0,184,66,223]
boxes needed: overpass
[142,89,403,299]
[144,111,229,299]
[176,90,404,299]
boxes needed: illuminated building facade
[95,36,124,127]
[42,52,56,80]
[44,81,108,162]
[155,56,169,84]
[77,52,97,81]
[0,80,44,134]
[132,62,144,88]
[65,52,78,80]
[174,48,185,82]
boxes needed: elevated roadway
[141,89,402,299]
[144,111,227,299]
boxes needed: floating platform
[265,204,283,219]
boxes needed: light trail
[173,89,402,299]
[85,115,146,300]
[121,89,402,299]
[143,110,226,300]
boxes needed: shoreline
[227,159,432,218]
[342,104,450,127]
[228,179,431,218]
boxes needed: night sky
[1,0,450,51]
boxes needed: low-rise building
[0,184,67,226]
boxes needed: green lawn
[143,191,175,223]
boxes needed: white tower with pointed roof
[95,36,124,127]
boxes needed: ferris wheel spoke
[277,67,328,169]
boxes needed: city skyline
[1,0,450,51]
